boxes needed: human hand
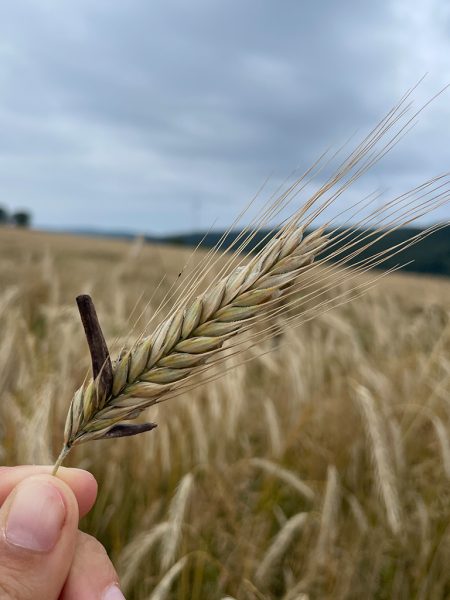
[0,466,125,599]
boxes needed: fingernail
[102,584,126,600]
[5,479,66,551]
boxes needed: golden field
[0,227,449,600]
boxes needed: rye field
[0,227,449,600]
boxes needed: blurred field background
[0,227,449,599]
[1,1,450,598]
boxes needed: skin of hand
[0,466,125,600]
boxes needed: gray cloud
[0,0,449,232]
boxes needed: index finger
[0,466,98,517]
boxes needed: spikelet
[160,472,195,571]
[118,522,171,593]
[354,385,402,535]
[53,89,450,471]
[314,464,340,567]
[59,225,328,455]
[255,512,308,586]
[148,556,189,600]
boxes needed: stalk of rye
[54,225,328,470]
[53,88,449,473]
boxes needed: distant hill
[160,225,450,278]
[59,224,450,277]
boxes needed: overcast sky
[0,0,449,234]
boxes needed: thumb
[0,474,79,600]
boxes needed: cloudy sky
[0,0,449,234]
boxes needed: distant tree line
[160,225,450,278]
[0,206,31,228]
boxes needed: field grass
[1,227,450,600]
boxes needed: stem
[52,445,71,476]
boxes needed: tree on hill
[11,211,31,228]
[0,206,9,224]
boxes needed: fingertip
[54,467,98,517]
[68,469,98,517]
[0,474,80,598]
[2,473,81,536]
